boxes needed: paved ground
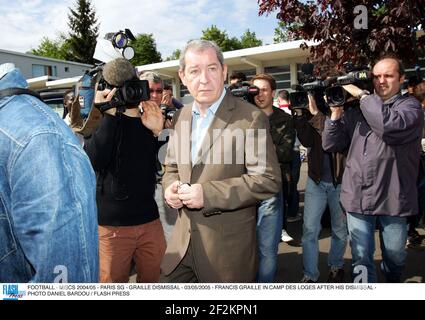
[155,162,425,283]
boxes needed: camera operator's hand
[69,97,83,129]
[307,93,319,115]
[95,88,118,115]
[140,100,164,137]
[161,92,173,107]
[164,119,173,129]
[342,84,363,99]
[329,106,344,120]
[165,181,184,209]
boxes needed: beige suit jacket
[161,92,281,282]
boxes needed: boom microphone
[102,58,138,87]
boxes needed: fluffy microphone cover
[102,58,137,87]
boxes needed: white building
[137,40,314,102]
[0,48,92,84]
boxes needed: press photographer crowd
[2,30,425,285]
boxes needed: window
[265,65,291,90]
[32,64,57,77]
[65,67,69,72]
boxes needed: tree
[201,25,242,51]
[131,34,162,66]
[30,33,72,61]
[273,21,301,43]
[258,0,425,70]
[240,29,263,48]
[68,0,99,64]
[165,49,181,61]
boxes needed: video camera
[289,62,372,112]
[72,29,150,136]
[325,63,373,107]
[229,81,259,105]
[289,76,329,113]
[95,77,150,113]
[76,29,150,115]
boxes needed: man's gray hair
[139,70,163,85]
[179,40,224,71]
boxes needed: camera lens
[113,32,128,49]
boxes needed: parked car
[37,88,69,118]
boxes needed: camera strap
[0,87,42,100]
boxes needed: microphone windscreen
[102,58,137,87]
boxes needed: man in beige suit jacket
[162,40,281,282]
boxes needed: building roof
[0,48,93,67]
[27,75,81,90]
[136,40,316,77]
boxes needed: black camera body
[325,69,372,107]
[289,78,328,112]
[96,78,150,112]
[229,81,259,105]
[159,104,177,120]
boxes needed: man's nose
[199,70,209,83]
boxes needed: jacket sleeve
[83,114,118,171]
[274,117,295,164]
[360,94,424,145]
[201,111,282,214]
[322,105,364,153]
[294,111,325,147]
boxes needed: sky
[0,0,280,59]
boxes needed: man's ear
[222,64,228,80]
[179,70,187,86]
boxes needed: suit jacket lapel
[176,105,193,183]
[194,93,234,167]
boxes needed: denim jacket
[0,66,99,282]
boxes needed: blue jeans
[256,191,283,282]
[302,178,347,281]
[347,212,407,283]
[287,151,301,218]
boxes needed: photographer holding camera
[139,71,178,244]
[139,71,177,128]
[84,58,166,283]
[322,55,424,282]
[251,73,295,282]
[293,88,348,283]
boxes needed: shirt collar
[383,92,401,105]
[192,88,226,116]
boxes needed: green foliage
[165,49,181,61]
[131,34,162,65]
[240,29,263,48]
[68,0,99,64]
[273,21,301,43]
[201,25,263,52]
[30,34,71,60]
